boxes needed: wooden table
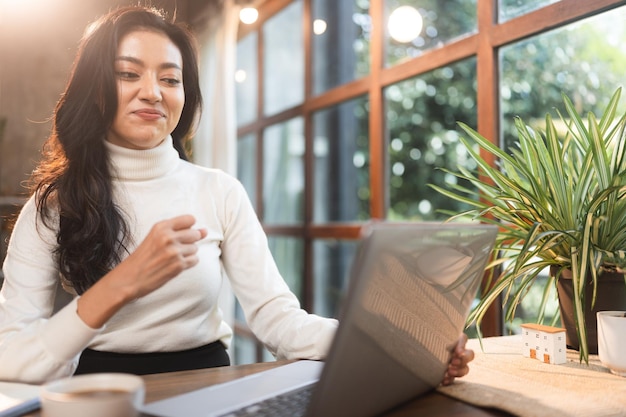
[140,360,512,417]
[24,361,512,416]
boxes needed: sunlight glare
[388,6,423,43]
[239,7,258,25]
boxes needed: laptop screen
[305,222,497,417]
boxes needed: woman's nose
[139,76,162,103]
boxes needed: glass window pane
[263,0,304,115]
[262,350,276,362]
[234,300,245,324]
[237,133,257,209]
[498,0,560,23]
[384,0,477,67]
[235,32,258,127]
[268,236,304,301]
[263,118,304,225]
[385,58,477,220]
[313,239,357,318]
[311,0,370,95]
[500,6,626,152]
[233,333,258,365]
[508,264,559,334]
[312,96,370,223]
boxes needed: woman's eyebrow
[115,56,182,70]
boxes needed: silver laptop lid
[305,222,497,417]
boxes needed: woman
[0,6,473,384]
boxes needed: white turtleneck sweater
[0,137,337,384]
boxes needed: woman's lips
[133,109,165,121]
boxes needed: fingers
[126,215,206,286]
[175,226,207,245]
[169,216,208,242]
[162,215,206,240]
[441,359,470,386]
[155,215,206,267]
[168,214,197,230]
[152,216,206,247]
[456,333,469,353]
[169,216,207,264]
[441,334,474,386]
[441,373,454,386]
[462,347,475,363]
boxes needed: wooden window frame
[234,0,625,361]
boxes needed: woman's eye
[162,78,182,86]
[116,71,139,80]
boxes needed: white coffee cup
[41,373,145,417]
[597,311,626,377]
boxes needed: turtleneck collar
[104,136,181,181]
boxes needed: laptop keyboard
[217,383,315,417]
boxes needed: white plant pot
[597,311,626,377]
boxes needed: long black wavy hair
[31,6,202,294]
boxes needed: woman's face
[106,29,185,150]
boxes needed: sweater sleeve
[0,197,102,383]
[218,176,338,360]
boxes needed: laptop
[141,222,497,417]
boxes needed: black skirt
[74,341,230,376]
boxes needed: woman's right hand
[117,214,208,298]
[76,215,207,328]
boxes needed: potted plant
[430,87,626,363]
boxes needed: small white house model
[521,323,567,365]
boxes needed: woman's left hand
[441,333,474,386]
